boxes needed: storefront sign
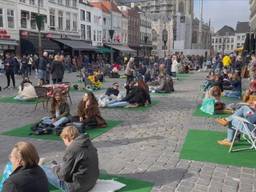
[0,29,11,39]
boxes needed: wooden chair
[34,86,50,111]
[61,82,72,104]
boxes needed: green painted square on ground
[0,96,42,105]
[0,120,122,141]
[192,105,230,118]
[1,173,153,192]
[180,129,256,168]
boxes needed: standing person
[38,52,49,84]
[21,55,28,76]
[3,53,16,89]
[42,126,99,192]
[171,55,179,78]
[125,57,135,83]
[51,55,65,84]
[27,54,33,75]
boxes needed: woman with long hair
[107,79,151,108]
[74,92,107,129]
[1,142,48,192]
[41,90,71,129]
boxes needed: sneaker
[3,86,9,90]
[217,139,232,146]
[215,118,229,126]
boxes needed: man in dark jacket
[42,126,99,192]
[38,52,49,84]
[3,53,16,89]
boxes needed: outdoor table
[43,83,69,97]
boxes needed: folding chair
[229,115,256,152]
[34,86,50,111]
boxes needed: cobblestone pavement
[0,71,255,192]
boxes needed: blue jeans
[223,91,241,99]
[42,166,70,192]
[41,116,69,127]
[106,100,129,107]
[226,106,256,141]
[38,69,46,81]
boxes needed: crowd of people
[0,50,217,192]
[198,51,256,148]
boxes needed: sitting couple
[216,100,256,146]
[0,126,99,192]
[99,80,151,108]
[38,90,106,134]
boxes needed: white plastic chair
[229,115,256,152]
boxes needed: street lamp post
[162,28,168,57]
[109,0,115,65]
[144,36,148,57]
[36,0,43,56]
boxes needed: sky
[194,0,250,32]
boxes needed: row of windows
[20,0,43,7]
[49,0,77,8]
[212,35,246,43]
[49,9,77,31]
[214,43,244,50]
[0,8,15,29]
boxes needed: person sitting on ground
[243,80,256,103]
[203,74,223,93]
[72,92,107,130]
[14,76,37,101]
[107,80,151,108]
[208,86,225,113]
[216,100,256,146]
[94,68,104,82]
[109,64,121,78]
[154,73,174,93]
[223,72,241,99]
[42,126,99,192]
[40,90,71,131]
[98,82,122,107]
[1,142,48,192]
[87,72,102,90]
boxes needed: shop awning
[52,39,96,51]
[106,44,136,53]
[96,47,113,54]
[0,39,18,46]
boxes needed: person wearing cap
[98,82,121,107]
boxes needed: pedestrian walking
[3,53,16,89]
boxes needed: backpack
[31,121,53,135]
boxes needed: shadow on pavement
[94,135,164,148]
[119,168,193,186]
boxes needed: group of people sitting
[0,126,102,192]
[200,71,242,115]
[33,90,106,135]
[200,66,256,148]
[98,79,151,108]
[74,68,104,91]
